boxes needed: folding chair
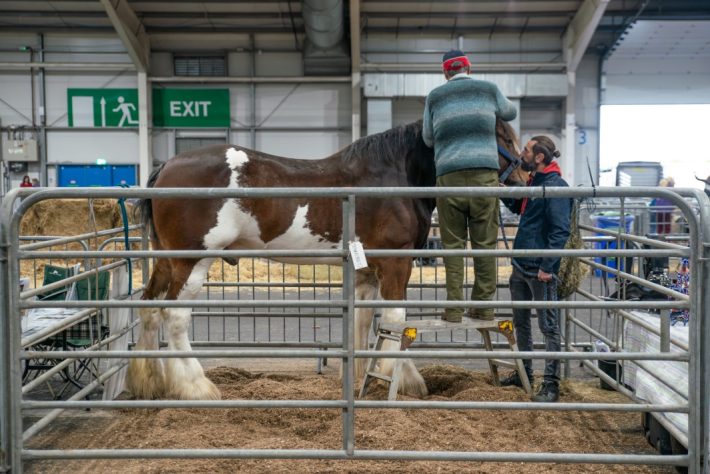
[22,265,111,399]
[61,271,111,387]
[22,264,82,396]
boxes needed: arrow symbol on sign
[100,97,106,127]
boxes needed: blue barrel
[592,212,635,277]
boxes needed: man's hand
[537,269,553,282]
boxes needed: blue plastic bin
[592,212,635,277]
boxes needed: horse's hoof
[167,377,221,400]
[126,358,166,399]
[164,358,221,400]
[399,361,428,398]
[401,382,428,398]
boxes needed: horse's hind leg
[351,270,379,383]
[127,258,170,399]
[162,258,220,400]
[375,257,428,398]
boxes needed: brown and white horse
[127,119,526,400]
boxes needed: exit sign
[68,89,139,127]
[152,89,230,127]
[68,88,231,128]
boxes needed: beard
[520,159,537,172]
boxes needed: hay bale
[18,199,139,287]
[20,199,129,236]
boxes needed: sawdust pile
[25,365,672,474]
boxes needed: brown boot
[442,310,463,323]
[465,309,495,321]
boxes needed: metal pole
[19,448,687,466]
[350,0,361,141]
[674,189,704,474]
[22,399,687,413]
[688,189,710,473]
[341,195,356,454]
[659,310,670,353]
[0,200,11,471]
[5,197,24,471]
[563,307,571,379]
[249,34,256,149]
[38,34,48,187]
[137,70,151,187]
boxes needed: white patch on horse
[178,258,214,300]
[203,149,262,250]
[204,149,353,264]
[226,147,248,170]
[267,204,344,265]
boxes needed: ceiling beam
[362,25,566,34]
[350,0,361,140]
[0,61,135,71]
[563,0,609,71]
[99,0,150,72]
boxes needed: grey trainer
[532,381,559,402]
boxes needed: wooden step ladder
[358,318,532,400]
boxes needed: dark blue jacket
[503,162,572,274]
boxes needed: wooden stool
[359,318,532,400]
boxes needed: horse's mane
[340,121,424,168]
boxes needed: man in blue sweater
[501,135,571,403]
[422,49,517,323]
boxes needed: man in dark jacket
[501,135,571,403]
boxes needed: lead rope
[499,206,510,250]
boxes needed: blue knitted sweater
[422,75,517,177]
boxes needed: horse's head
[496,119,529,187]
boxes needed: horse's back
[147,135,435,254]
[154,145,235,188]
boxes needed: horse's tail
[133,163,166,246]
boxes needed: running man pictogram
[113,96,139,127]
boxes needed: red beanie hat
[442,49,471,72]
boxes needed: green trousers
[436,169,499,319]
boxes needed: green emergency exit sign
[68,88,230,128]
[68,89,139,127]
[153,89,230,127]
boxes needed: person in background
[31,178,40,187]
[500,136,571,403]
[20,175,33,188]
[422,49,517,323]
[650,177,675,234]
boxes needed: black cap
[442,49,466,62]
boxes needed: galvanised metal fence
[1,186,708,473]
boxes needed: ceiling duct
[302,0,350,75]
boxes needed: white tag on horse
[348,241,368,270]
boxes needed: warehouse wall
[3,24,706,192]
[0,32,351,192]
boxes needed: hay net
[557,198,587,299]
